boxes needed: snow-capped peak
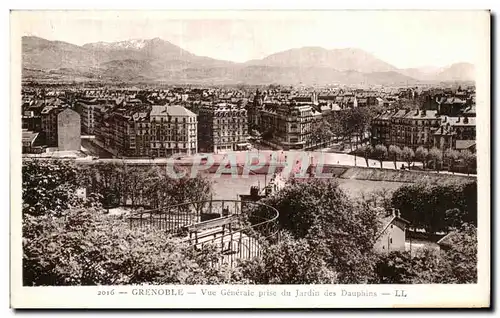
[86,38,158,50]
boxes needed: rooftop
[150,105,195,117]
[455,140,476,150]
[22,130,39,144]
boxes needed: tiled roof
[150,105,195,117]
[405,110,439,119]
[22,130,39,143]
[455,140,476,150]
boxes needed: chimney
[391,208,401,218]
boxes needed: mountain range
[21,36,475,85]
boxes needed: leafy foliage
[373,144,388,168]
[437,223,477,283]
[388,145,402,169]
[391,180,477,233]
[23,208,233,286]
[373,224,477,284]
[415,146,428,169]
[81,162,213,209]
[401,147,415,168]
[238,232,337,284]
[326,107,376,149]
[22,159,88,217]
[444,149,460,174]
[428,147,443,172]
[356,144,373,167]
[308,119,333,147]
[22,159,226,286]
[258,179,381,283]
[373,249,441,284]
[459,150,476,175]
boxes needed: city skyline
[16,10,487,69]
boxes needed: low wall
[338,166,476,184]
[61,158,476,184]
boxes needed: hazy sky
[14,10,489,68]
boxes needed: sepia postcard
[10,10,491,309]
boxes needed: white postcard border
[9,10,491,309]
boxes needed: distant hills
[21,36,475,85]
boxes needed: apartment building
[371,108,476,152]
[40,105,81,150]
[259,101,314,150]
[198,103,249,153]
[149,105,198,157]
[433,116,476,151]
[370,111,393,147]
[96,104,197,158]
[75,100,112,135]
[40,105,61,147]
[390,109,441,150]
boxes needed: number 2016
[97,290,115,296]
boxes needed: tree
[373,249,441,284]
[23,207,233,286]
[238,232,337,284]
[373,144,388,169]
[428,147,443,172]
[460,150,476,175]
[401,147,415,169]
[308,119,333,149]
[444,149,460,174]
[388,145,402,169]
[436,223,477,284]
[317,119,334,147]
[22,159,85,217]
[82,163,213,210]
[391,180,477,233]
[346,108,372,147]
[327,111,348,143]
[259,179,380,283]
[173,175,213,214]
[22,159,233,286]
[358,188,395,212]
[415,146,428,169]
[356,144,373,167]
[22,160,233,286]
[328,108,372,150]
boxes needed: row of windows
[152,117,194,123]
[133,135,194,141]
[213,119,247,124]
[136,123,197,129]
[130,142,197,148]
[391,119,439,126]
[214,137,247,143]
